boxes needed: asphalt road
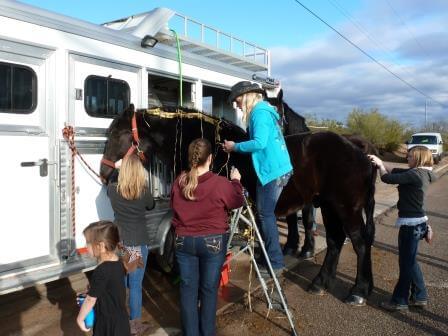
[217,171,448,336]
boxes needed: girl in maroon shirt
[171,138,243,336]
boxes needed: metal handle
[21,158,56,177]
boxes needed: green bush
[304,113,348,134]
[346,108,405,152]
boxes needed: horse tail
[364,162,377,246]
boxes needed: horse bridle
[101,111,147,169]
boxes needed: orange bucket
[219,252,232,288]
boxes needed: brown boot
[129,318,151,336]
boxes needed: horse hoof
[345,295,367,306]
[308,285,326,296]
[299,250,315,260]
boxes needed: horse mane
[137,105,246,133]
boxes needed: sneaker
[409,299,428,308]
[258,266,284,279]
[380,301,408,312]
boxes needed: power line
[292,0,445,107]
[326,0,423,90]
[384,0,432,60]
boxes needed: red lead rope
[62,125,103,255]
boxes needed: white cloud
[271,1,448,127]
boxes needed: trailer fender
[155,209,173,256]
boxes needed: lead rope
[62,126,77,256]
[62,125,103,256]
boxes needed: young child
[77,221,131,335]
[369,146,436,312]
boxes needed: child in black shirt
[369,146,436,311]
[77,221,131,335]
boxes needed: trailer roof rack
[103,8,269,73]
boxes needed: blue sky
[21,0,448,127]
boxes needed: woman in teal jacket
[223,81,293,276]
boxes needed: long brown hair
[83,220,120,256]
[117,154,148,200]
[178,138,212,200]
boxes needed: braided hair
[179,138,212,200]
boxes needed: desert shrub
[347,108,405,152]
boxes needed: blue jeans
[256,174,289,269]
[392,223,428,305]
[175,233,228,336]
[125,244,149,320]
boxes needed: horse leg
[308,204,345,295]
[299,203,315,259]
[283,213,299,255]
[344,212,373,306]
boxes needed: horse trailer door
[0,51,55,272]
[67,55,139,249]
[69,54,140,130]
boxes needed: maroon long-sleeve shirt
[171,171,244,236]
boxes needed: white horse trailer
[0,0,270,294]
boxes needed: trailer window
[148,74,194,108]
[202,85,238,124]
[85,75,130,118]
[0,62,37,114]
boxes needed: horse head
[100,105,154,184]
[266,89,310,136]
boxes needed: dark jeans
[175,233,228,336]
[256,176,288,269]
[285,205,317,250]
[392,223,428,305]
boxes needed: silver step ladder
[226,192,298,336]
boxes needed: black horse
[100,105,257,198]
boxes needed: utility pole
[425,99,428,130]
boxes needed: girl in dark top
[171,138,244,336]
[77,221,130,336]
[107,154,154,335]
[369,146,436,312]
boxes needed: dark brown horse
[275,131,377,305]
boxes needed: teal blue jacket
[234,101,292,186]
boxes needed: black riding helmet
[228,81,265,103]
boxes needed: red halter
[101,112,146,169]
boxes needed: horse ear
[123,104,135,118]
[278,89,284,101]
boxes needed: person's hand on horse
[222,140,235,153]
[368,154,383,168]
[230,166,241,181]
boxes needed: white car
[407,132,444,163]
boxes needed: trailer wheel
[156,226,176,274]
